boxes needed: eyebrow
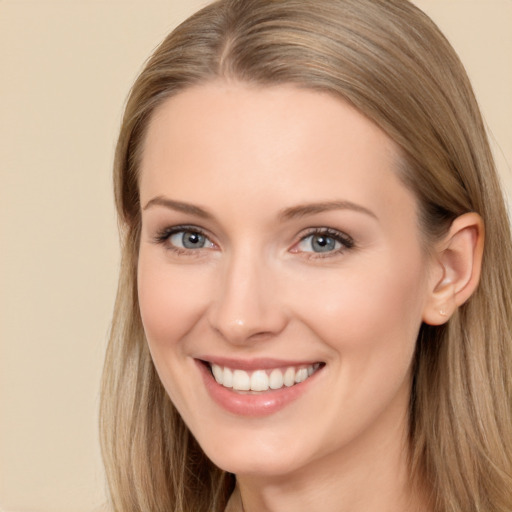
[143,196,213,219]
[279,200,377,221]
[143,196,377,221]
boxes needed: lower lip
[196,361,322,417]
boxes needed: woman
[99,0,512,511]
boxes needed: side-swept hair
[100,1,512,510]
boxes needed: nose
[207,250,288,344]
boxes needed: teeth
[210,363,320,392]
[295,368,308,383]
[223,367,233,388]
[251,370,269,391]
[269,368,284,389]
[211,364,224,384]
[283,367,295,387]
[232,369,250,391]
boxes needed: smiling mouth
[205,362,324,392]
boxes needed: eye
[170,230,210,249]
[294,229,354,255]
[299,233,339,253]
[153,226,216,252]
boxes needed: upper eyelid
[155,224,209,237]
[297,227,354,243]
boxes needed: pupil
[183,232,204,249]
[312,235,335,252]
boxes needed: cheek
[290,257,426,435]
[137,253,213,414]
[290,252,427,359]
[137,253,210,348]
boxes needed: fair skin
[137,82,483,512]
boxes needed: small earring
[439,308,448,317]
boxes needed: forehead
[139,81,417,227]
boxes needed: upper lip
[198,356,323,371]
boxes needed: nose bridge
[208,245,287,343]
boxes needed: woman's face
[138,82,435,477]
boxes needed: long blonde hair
[100,1,512,510]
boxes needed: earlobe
[422,213,484,326]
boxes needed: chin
[194,426,315,478]
[210,450,306,478]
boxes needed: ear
[422,212,484,326]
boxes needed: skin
[136,82,480,512]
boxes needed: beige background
[0,1,510,511]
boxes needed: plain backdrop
[0,1,510,511]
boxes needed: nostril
[246,330,277,342]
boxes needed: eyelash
[152,225,355,258]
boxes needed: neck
[235,408,429,512]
